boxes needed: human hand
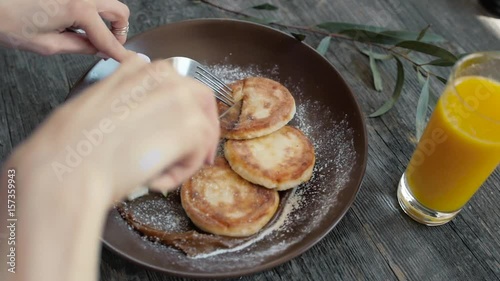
[0,0,130,61]
[12,53,220,204]
[1,54,219,281]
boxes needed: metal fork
[165,57,234,107]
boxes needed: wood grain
[0,0,498,280]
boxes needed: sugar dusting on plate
[115,63,356,271]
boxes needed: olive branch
[197,0,465,139]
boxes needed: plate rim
[70,17,368,279]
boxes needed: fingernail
[137,53,151,63]
[96,52,110,60]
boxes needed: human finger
[97,0,130,44]
[103,51,168,90]
[190,81,220,164]
[148,149,211,192]
[75,7,128,61]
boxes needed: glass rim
[448,51,500,124]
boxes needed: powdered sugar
[205,64,280,84]
[114,62,357,272]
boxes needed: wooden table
[1,0,499,280]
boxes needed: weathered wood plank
[1,0,498,280]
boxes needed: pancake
[219,77,296,140]
[224,126,315,190]
[181,157,280,237]
[117,192,251,257]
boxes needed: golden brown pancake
[117,192,253,257]
[181,157,280,237]
[219,77,296,140]
[224,126,315,190]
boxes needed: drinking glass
[398,52,500,226]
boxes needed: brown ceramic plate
[68,19,367,279]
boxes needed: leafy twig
[199,0,458,126]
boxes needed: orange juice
[406,76,500,212]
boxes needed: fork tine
[195,67,234,106]
[194,76,234,106]
[214,89,234,107]
[165,57,236,108]
[197,66,233,93]
[194,74,233,103]
[196,72,232,97]
[196,67,233,96]
[195,70,234,101]
[198,65,232,88]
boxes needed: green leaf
[417,70,439,111]
[316,36,331,56]
[317,22,445,43]
[416,25,431,41]
[291,32,306,41]
[435,76,448,85]
[370,57,405,117]
[396,41,458,62]
[317,22,387,33]
[341,30,442,45]
[417,69,439,109]
[424,58,456,67]
[401,25,433,56]
[252,3,279,10]
[358,48,393,60]
[458,53,470,59]
[340,30,405,45]
[428,90,439,111]
[417,69,427,85]
[415,75,430,140]
[246,16,275,24]
[369,51,383,91]
[379,30,444,43]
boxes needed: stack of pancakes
[181,77,316,237]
